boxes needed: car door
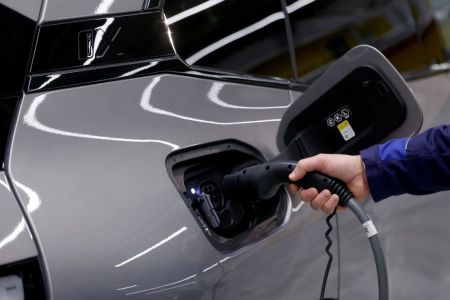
[4,1,337,299]
[1,1,435,300]
[0,2,48,299]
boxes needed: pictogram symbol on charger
[327,118,335,127]
[334,113,342,122]
[341,108,350,118]
[326,106,352,127]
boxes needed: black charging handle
[223,161,354,206]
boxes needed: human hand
[288,154,369,214]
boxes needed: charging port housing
[166,140,288,252]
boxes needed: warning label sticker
[337,120,355,141]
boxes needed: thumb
[289,155,328,181]
[288,160,309,181]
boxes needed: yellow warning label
[337,120,350,131]
[337,120,356,141]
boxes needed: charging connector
[223,161,352,206]
[223,161,388,300]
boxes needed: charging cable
[320,209,336,300]
[223,161,388,300]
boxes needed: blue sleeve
[360,124,450,202]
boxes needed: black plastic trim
[0,97,18,169]
[24,5,311,93]
[280,0,299,80]
[28,58,186,92]
[31,10,175,73]
[143,0,164,10]
[0,4,36,97]
[0,258,46,299]
[26,7,310,93]
[27,57,309,93]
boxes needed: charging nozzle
[223,161,353,207]
[223,161,388,300]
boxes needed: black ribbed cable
[320,209,336,300]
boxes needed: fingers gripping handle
[296,171,354,207]
[223,161,354,207]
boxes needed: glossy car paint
[163,0,292,79]
[38,0,145,23]
[1,0,145,23]
[8,70,450,299]
[8,74,339,299]
[3,1,450,299]
[0,0,42,21]
[0,172,38,266]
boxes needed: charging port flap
[166,140,288,252]
[277,45,422,158]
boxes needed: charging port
[166,140,288,252]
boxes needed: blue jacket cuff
[360,145,392,202]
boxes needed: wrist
[357,155,370,199]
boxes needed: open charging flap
[276,45,423,159]
[165,45,423,252]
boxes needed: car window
[164,0,294,79]
[286,0,447,82]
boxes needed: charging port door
[166,140,288,253]
[277,45,422,158]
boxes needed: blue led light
[190,188,196,195]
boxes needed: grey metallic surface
[39,0,144,23]
[0,171,38,266]
[0,0,42,21]
[8,74,336,299]
[209,203,340,300]
[5,65,449,300]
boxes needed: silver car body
[2,1,450,299]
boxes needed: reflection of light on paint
[140,77,280,125]
[186,0,316,64]
[207,82,290,110]
[164,14,177,54]
[83,18,114,66]
[0,180,41,251]
[219,256,233,263]
[147,282,196,295]
[0,218,26,250]
[37,74,61,90]
[120,62,158,78]
[286,0,316,13]
[292,201,304,212]
[0,177,10,191]
[166,0,225,25]
[15,181,41,213]
[117,285,137,291]
[126,274,197,295]
[201,254,237,274]
[115,227,188,268]
[202,262,218,273]
[95,0,115,14]
[23,94,179,149]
